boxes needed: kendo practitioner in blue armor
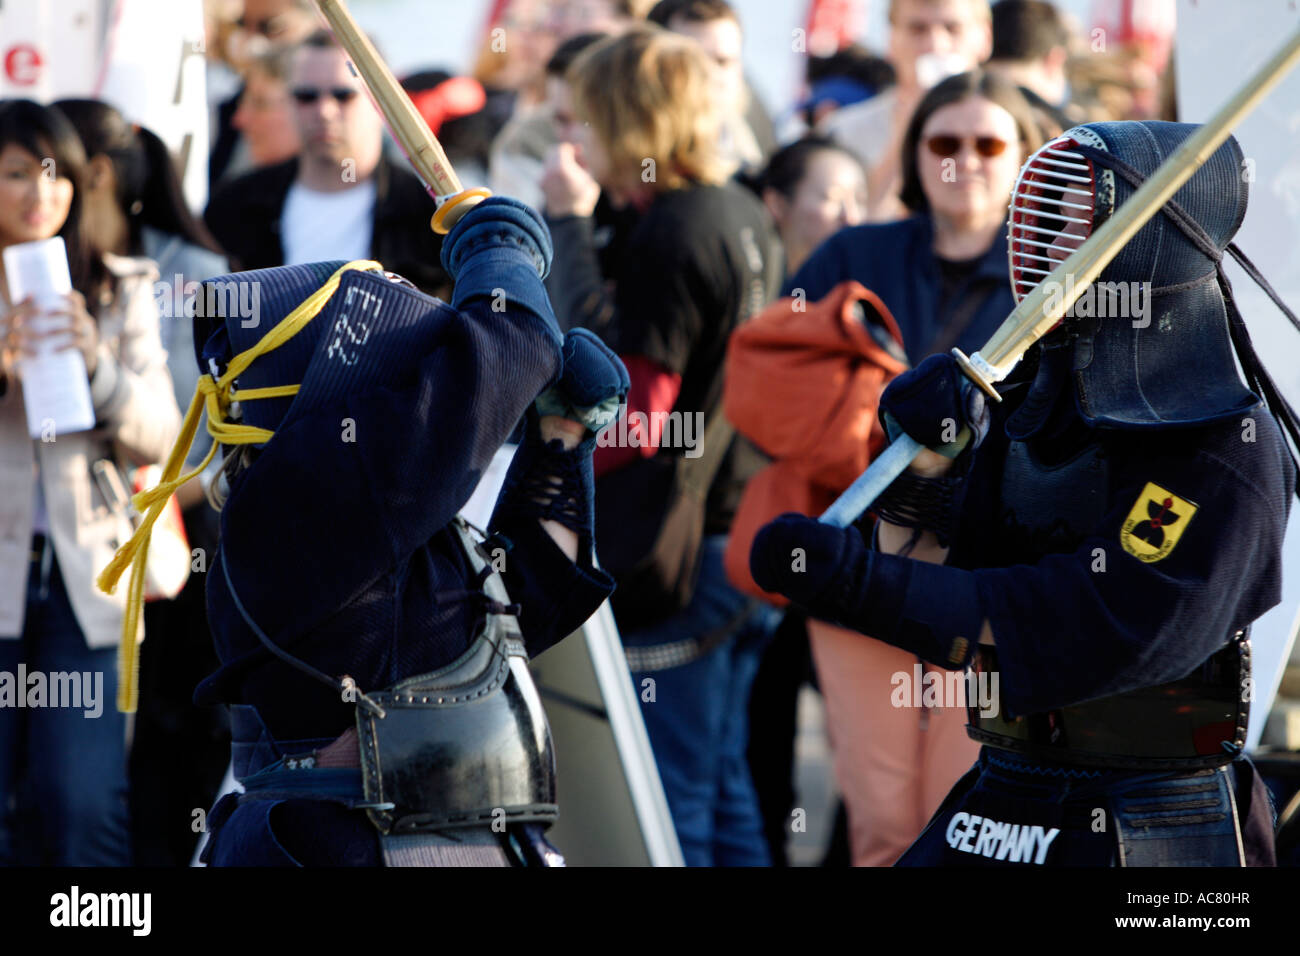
[750,121,1300,866]
[168,197,628,866]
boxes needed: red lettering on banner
[5,45,45,86]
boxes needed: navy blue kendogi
[183,198,627,866]
[751,122,1299,866]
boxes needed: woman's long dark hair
[0,98,108,301]
[53,98,223,258]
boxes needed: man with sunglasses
[206,30,451,299]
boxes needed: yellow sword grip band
[431,187,492,235]
[99,259,380,712]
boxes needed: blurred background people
[544,26,779,865]
[402,70,492,187]
[1086,0,1175,120]
[209,0,318,188]
[495,31,615,211]
[54,98,233,867]
[487,0,650,206]
[756,136,867,278]
[55,100,229,320]
[229,46,303,175]
[789,44,896,139]
[819,0,992,221]
[473,0,563,112]
[783,70,1043,865]
[204,29,449,297]
[985,0,1079,136]
[741,133,868,866]
[0,99,181,866]
[648,0,776,176]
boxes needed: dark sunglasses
[291,87,359,106]
[926,135,1009,158]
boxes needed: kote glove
[750,511,983,669]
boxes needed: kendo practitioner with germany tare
[751,121,1300,866]
[106,196,629,866]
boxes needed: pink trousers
[807,619,980,866]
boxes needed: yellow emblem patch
[1121,482,1198,563]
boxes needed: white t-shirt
[280,179,377,265]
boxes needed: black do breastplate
[980,419,1249,771]
[998,437,1110,562]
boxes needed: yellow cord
[99,260,381,712]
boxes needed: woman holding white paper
[0,99,181,866]
[54,98,233,867]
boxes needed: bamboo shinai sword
[314,0,492,233]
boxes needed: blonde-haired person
[647,0,778,176]
[542,25,781,866]
[485,1,651,211]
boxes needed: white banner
[0,0,209,210]
[0,0,100,101]
[93,0,209,210]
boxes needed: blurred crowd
[0,0,1185,867]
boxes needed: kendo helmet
[192,260,457,446]
[1006,121,1259,429]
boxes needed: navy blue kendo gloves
[492,328,628,541]
[534,328,630,448]
[749,513,983,669]
[879,353,986,455]
[441,196,556,321]
[441,196,552,279]
[873,352,989,546]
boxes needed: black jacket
[204,153,450,297]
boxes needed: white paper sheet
[3,238,95,439]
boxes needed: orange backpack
[723,281,907,604]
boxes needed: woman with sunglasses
[0,100,181,865]
[779,70,1043,867]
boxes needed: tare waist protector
[966,632,1251,771]
[356,519,558,834]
